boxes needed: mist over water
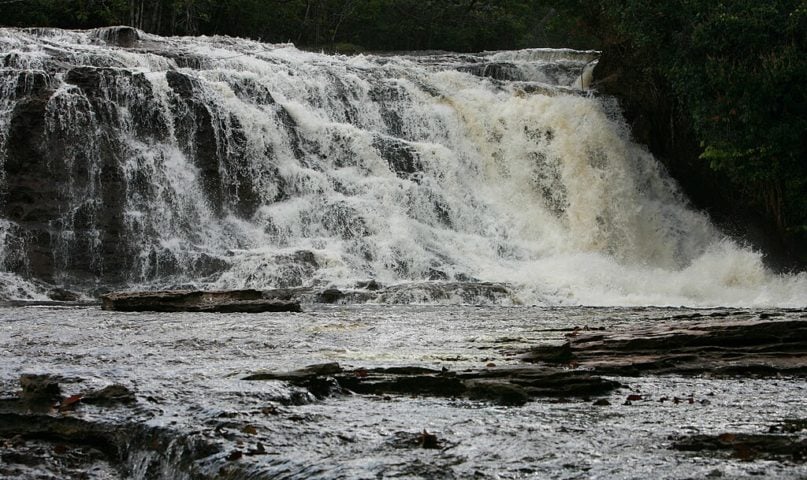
[0,27,804,307]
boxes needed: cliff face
[2,70,129,285]
[592,46,804,271]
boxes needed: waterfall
[0,27,803,306]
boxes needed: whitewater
[0,27,804,307]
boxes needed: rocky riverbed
[0,304,805,479]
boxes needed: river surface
[2,304,805,479]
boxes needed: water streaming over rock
[0,27,803,306]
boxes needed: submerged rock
[100,289,302,313]
[674,432,807,462]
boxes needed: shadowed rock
[19,374,61,406]
[523,317,807,376]
[101,290,302,313]
[83,385,136,406]
[674,432,807,462]
[244,362,619,406]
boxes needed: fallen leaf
[59,394,83,411]
[626,394,642,402]
[717,433,736,443]
[226,450,243,461]
[242,425,258,435]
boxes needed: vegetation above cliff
[0,0,596,51]
[565,0,806,265]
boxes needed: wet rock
[372,136,422,178]
[83,385,135,406]
[673,433,807,462]
[0,411,241,479]
[464,380,529,406]
[165,70,196,99]
[244,362,619,405]
[100,289,302,313]
[317,288,345,304]
[378,281,513,304]
[524,318,807,377]
[244,363,343,398]
[355,279,382,291]
[244,362,343,381]
[418,430,440,449]
[19,375,61,406]
[95,26,139,48]
[769,419,807,434]
[47,288,81,302]
[459,62,521,81]
[388,430,446,450]
[528,342,573,364]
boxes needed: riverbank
[1,305,804,478]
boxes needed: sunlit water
[2,305,805,479]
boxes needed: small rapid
[0,27,803,307]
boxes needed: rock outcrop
[524,317,807,376]
[100,289,302,313]
[244,362,620,406]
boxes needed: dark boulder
[101,289,302,313]
[244,362,619,406]
[19,374,61,405]
[82,385,136,406]
[317,288,345,304]
[47,288,81,302]
[95,26,139,48]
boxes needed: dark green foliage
[550,0,805,260]
[0,0,584,51]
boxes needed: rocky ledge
[244,362,620,406]
[100,289,302,313]
[523,316,807,377]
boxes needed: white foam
[0,28,803,307]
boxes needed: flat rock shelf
[100,289,303,313]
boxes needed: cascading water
[0,27,803,306]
